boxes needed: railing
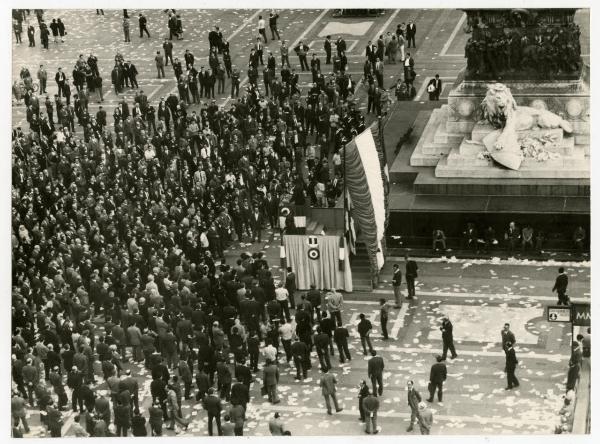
[572,358,591,434]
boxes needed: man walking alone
[504,341,520,390]
[427,355,447,403]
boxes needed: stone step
[457,136,577,157]
[433,126,465,144]
[446,151,588,168]
[436,156,590,179]
[410,108,456,166]
[412,176,590,197]
[471,124,565,144]
[446,119,476,134]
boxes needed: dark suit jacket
[392,269,402,286]
[501,330,516,350]
[441,320,454,341]
[368,356,384,377]
[553,274,568,293]
[406,260,418,277]
[202,394,222,415]
[430,362,447,383]
[263,364,279,386]
[505,347,518,368]
[230,382,249,405]
[250,212,263,230]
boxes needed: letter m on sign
[572,303,591,327]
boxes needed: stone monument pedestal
[409,78,589,179]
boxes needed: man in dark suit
[406,380,422,432]
[366,41,377,66]
[405,254,418,299]
[314,327,331,371]
[310,53,321,83]
[440,315,457,360]
[552,267,569,305]
[250,207,264,243]
[367,350,384,396]
[291,338,310,380]
[335,36,346,57]
[427,355,447,402]
[427,74,442,101]
[392,263,402,308]
[504,342,519,390]
[403,53,415,87]
[294,41,310,71]
[501,323,516,353]
[324,35,332,64]
[234,360,253,388]
[120,369,140,413]
[334,325,351,363]
[124,60,139,89]
[406,20,416,48]
[55,68,66,97]
[202,388,223,435]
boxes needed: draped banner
[284,235,353,292]
[341,124,389,275]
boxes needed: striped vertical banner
[338,235,345,271]
[280,235,287,269]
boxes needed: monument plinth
[410,8,589,179]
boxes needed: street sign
[572,303,591,327]
[547,306,572,322]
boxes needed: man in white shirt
[275,282,291,322]
[278,321,294,362]
[326,289,343,327]
[262,342,277,363]
[258,15,267,43]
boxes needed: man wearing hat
[427,355,447,403]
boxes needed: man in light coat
[319,367,343,415]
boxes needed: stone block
[410,108,458,165]
[458,140,486,156]
[436,157,590,179]
[446,120,476,134]
[410,152,444,167]
[433,125,465,145]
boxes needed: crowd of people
[9,8,381,438]
[10,8,588,438]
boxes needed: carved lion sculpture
[479,83,573,170]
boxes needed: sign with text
[572,303,591,327]
[547,306,572,323]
